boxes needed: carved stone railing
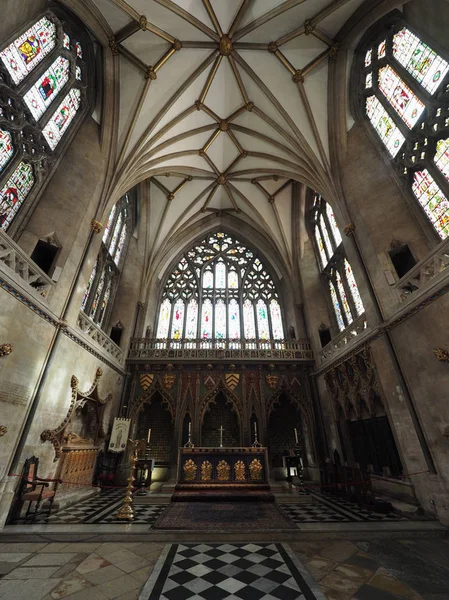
[128,337,313,361]
[0,229,54,300]
[77,311,124,362]
[394,237,449,302]
[320,314,368,362]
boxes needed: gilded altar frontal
[0,2,449,599]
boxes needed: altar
[177,447,269,487]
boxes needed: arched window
[0,11,92,234]
[155,232,285,347]
[81,192,135,330]
[311,195,365,333]
[354,15,449,240]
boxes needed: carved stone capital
[108,36,119,56]
[0,425,7,436]
[91,219,103,234]
[434,347,449,362]
[343,222,356,236]
[0,343,13,357]
[329,42,340,60]
[139,15,147,30]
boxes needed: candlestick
[188,422,191,434]
[294,427,298,444]
[254,421,257,435]
[147,428,151,444]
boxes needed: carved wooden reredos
[41,368,113,461]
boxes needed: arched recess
[198,381,243,447]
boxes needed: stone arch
[130,380,175,421]
[199,380,243,447]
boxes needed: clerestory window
[81,192,135,331]
[355,15,449,240]
[0,11,91,234]
[311,195,365,333]
[155,232,285,346]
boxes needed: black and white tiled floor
[279,503,351,523]
[140,543,325,600]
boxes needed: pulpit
[177,447,269,489]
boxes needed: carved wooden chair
[14,456,62,522]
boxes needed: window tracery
[311,195,365,333]
[155,232,285,345]
[355,16,449,240]
[81,193,135,332]
[0,10,91,233]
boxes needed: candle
[147,428,151,444]
[188,422,191,434]
[294,428,298,444]
[254,421,257,435]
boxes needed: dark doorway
[389,244,416,279]
[31,240,58,275]
[267,393,303,467]
[348,416,402,476]
[201,392,240,447]
[136,395,174,466]
[110,325,123,346]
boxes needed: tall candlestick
[188,422,191,434]
[147,428,151,444]
[294,427,298,444]
[254,421,257,436]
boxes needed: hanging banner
[108,418,131,453]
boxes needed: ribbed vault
[87,0,365,271]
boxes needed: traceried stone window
[311,195,365,333]
[155,232,285,346]
[355,16,449,240]
[0,11,91,233]
[81,193,135,330]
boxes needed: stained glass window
[270,300,284,339]
[24,56,70,121]
[81,259,97,311]
[320,214,333,258]
[256,300,270,340]
[378,40,386,59]
[109,213,123,256]
[366,95,405,156]
[157,299,171,338]
[412,169,449,238]
[0,17,56,84]
[75,66,82,81]
[99,278,112,326]
[171,299,185,340]
[156,232,284,343]
[0,162,34,230]
[393,27,449,95]
[434,138,449,182]
[329,281,345,332]
[114,223,127,265]
[185,299,198,338]
[344,259,365,316]
[365,73,372,88]
[326,202,342,247]
[63,33,70,50]
[43,88,81,150]
[103,204,116,243]
[90,271,105,319]
[243,299,256,339]
[315,225,327,268]
[76,42,83,59]
[336,270,353,325]
[365,49,372,67]
[228,300,240,339]
[378,66,425,129]
[0,129,13,172]
[201,299,213,339]
[215,300,226,338]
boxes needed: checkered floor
[311,492,409,522]
[141,543,323,600]
[279,503,351,523]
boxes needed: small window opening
[30,239,58,275]
[388,244,416,278]
[110,323,123,346]
[319,327,332,347]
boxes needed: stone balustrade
[0,229,54,300]
[77,311,124,362]
[320,314,368,362]
[128,337,313,361]
[394,237,449,302]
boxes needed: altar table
[177,447,269,486]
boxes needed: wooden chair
[14,456,62,522]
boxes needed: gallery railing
[0,228,54,300]
[320,314,368,362]
[77,311,124,363]
[128,337,313,361]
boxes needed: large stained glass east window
[0,129,13,172]
[311,194,365,334]
[24,56,70,121]
[358,18,449,240]
[155,232,285,345]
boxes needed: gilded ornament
[146,66,157,80]
[219,35,233,56]
[173,39,182,51]
[163,373,176,390]
[266,374,279,390]
[201,460,212,481]
[108,36,119,56]
[140,373,154,391]
[329,42,340,60]
[234,460,246,481]
[249,458,263,480]
[434,348,449,362]
[219,121,229,131]
[91,219,103,234]
[167,193,174,201]
[225,373,239,391]
[0,425,7,436]
[268,41,278,53]
[293,69,304,83]
[0,343,13,357]
[217,460,230,481]
[183,459,197,481]
[343,223,355,236]
[304,19,314,35]
[246,102,254,112]
[139,15,147,30]
[71,375,79,389]
[217,175,226,185]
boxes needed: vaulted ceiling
[89,0,366,272]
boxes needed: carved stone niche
[41,368,113,493]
